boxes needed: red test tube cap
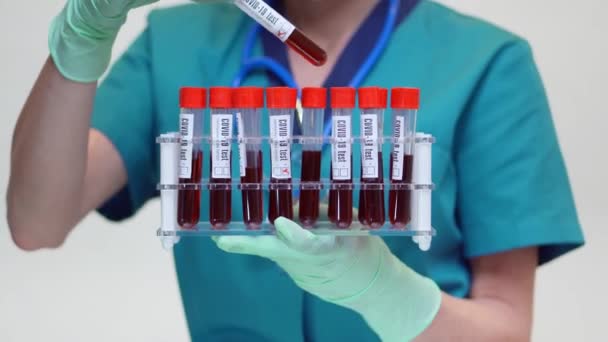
[380,88,388,103]
[391,87,420,110]
[358,87,388,109]
[267,87,298,109]
[302,87,327,109]
[180,87,207,109]
[233,87,264,108]
[330,87,356,109]
[209,87,233,108]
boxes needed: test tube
[209,87,234,229]
[234,87,265,229]
[388,88,419,228]
[232,0,327,66]
[411,133,433,251]
[358,87,387,229]
[267,87,296,224]
[328,87,355,229]
[160,132,180,249]
[177,87,206,230]
[298,87,326,227]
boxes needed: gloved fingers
[301,203,344,222]
[277,237,364,274]
[292,202,358,227]
[93,0,159,18]
[274,217,338,254]
[215,235,321,261]
[128,0,160,9]
[214,235,286,259]
[292,202,329,222]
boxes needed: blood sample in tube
[358,87,387,229]
[328,87,355,229]
[177,87,206,230]
[285,30,327,67]
[234,87,265,229]
[299,151,322,226]
[232,0,327,66]
[388,88,419,228]
[298,87,326,227]
[209,87,234,229]
[389,155,414,227]
[241,150,264,228]
[267,87,297,224]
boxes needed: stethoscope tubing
[232,0,400,140]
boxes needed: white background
[1,0,607,341]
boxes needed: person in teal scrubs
[8,0,584,340]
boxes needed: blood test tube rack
[157,134,436,251]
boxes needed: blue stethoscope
[231,0,400,140]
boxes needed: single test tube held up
[209,87,234,229]
[328,87,355,229]
[389,88,419,228]
[298,87,326,227]
[267,87,297,223]
[232,0,327,66]
[235,87,265,229]
[358,87,387,229]
[177,87,206,230]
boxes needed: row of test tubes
[160,86,433,246]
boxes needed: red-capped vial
[232,0,327,66]
[389,88,420,228]
[209,87,233,229]
[328,87,355,229]
[358,87,387,229]
[298,87,327,227]
[178,87,206,230]
[234,87,265,229]
[267,87,297,224]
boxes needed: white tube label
[234,0,296,42]
[392,116,405,181]
[179,113,194,179]
[237,112,247,177]
[332,116,352,180]
[211,114,233,179]
[361,114,379,179]
[270,115,292,179]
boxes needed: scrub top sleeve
[455,40,584,264]
[90,28,157,221]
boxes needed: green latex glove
[49,0,159,82]
[215,217,442,341]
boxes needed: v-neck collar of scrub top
[261,0,420,88]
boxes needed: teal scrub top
[91,1,584,341]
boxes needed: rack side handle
[160,132,181,249]
[412,132,434,251]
